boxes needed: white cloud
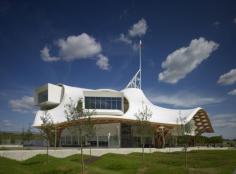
[40,33,109,70]
[128,18,148,37]
[57,33,102,61]
[96,54,110,70]
[158,37,219,84]
[9,96,35,113]
[228,89,236,95]
[118,33,132,45]
[212,113,236,128]
[217,68,236,85]
[132,42,139,51]
[213,21,220,27]
[2,120,12,127]
[147,91,223,108]
[117,18,147,51]
[40,46,60,62]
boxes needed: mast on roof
[139,40,142,89]
[125,40,142,89]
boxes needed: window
[38,90,48,103]
[117,98,121,109]
[72,136,78,145]
[101,97,106,108]
[105,97,111,109]
[65,136,72,145]
[85,97,122,110]
[95,97,101,109]
[60,136,66,145]
[85,97,90,108]
[90,97,95,109]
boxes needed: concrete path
[0,147,231,161]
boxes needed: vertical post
[47,140,49,165]
[54,126,57,148]
[97,136,99,148]
[117,125,120,148]
[139,40,142,89]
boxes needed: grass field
[0,150,235,174]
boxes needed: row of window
[60,135,119,147]
[85,97,122,110]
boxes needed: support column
[154,127,168,148]
[96,136,99,148]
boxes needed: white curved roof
[33,84,213,133]
[122,88,200,125]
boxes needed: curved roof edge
[33,84,214,134]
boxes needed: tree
[40,111,54,165]
[26,125,33,142]
[21,128,26,148]
[208,136,223,146]
[177,115,195,169]
[64,98,95,174]
[84,116,96,157]
[195,135,208,146]
[135,103,152,161]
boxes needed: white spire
[125,40,143,89]
[139,40,142,89]
[125,69,141,89]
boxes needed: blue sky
[0,0,236,139]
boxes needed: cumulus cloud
[40,46,60,62]
[9,96,35,113]
[147,91,223,108]
[118,33,132,45]
[57,33,102,61]
[158,37,219,84]
[128,18,148,37]
[217,68,236,85]
[228,89,236,95]
[213,21,220,27]
[213,21,220,25]
[117,18,147,50]
[212,113,236,128]
[40,33,109,70]
[96,54,110,70]
[1,120,12,127]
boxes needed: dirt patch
[84,156,100,164]
[188,167,218,174]
[137,166,147,174]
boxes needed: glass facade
[85,97,122,110]
[60,123,154,148]
[38,90,48,103]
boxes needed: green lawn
[0,150,236,174]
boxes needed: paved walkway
[0,147,231,161]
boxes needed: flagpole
[139,40,142,89]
